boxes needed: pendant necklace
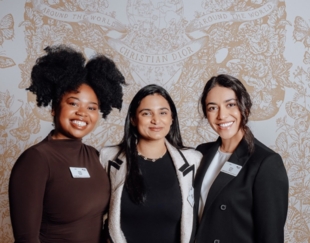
[138,150,166,162]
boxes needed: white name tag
[220,162,242,177]
[69,167,90,178]
[187,186,194,207]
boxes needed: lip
[149,127,163,132]
[70,119,88,130]
[217,121,234,130]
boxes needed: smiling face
[52,84,99,140]
[132,93,173,143]
[205,85,244,143]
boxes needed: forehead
[61,84,98,102]
[205,85,237,103]
[138,93,170,108]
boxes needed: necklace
[137,150,166,162]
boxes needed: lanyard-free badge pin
[220,162,242,177]
[69,167,90,178]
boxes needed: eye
[88,106,97,111]
[227,103,236,108]
[69,102,78,107]
[160,111,168,115]
[207,106,217,112]
[142,112,151,116]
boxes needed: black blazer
[191,137,289,243]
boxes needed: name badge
[220,162,242,177]
[187,186,194,207]
[69,167,90,178]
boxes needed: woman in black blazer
[191,74,289,243]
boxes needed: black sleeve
[253,153,289,242]
[9,148,49,243]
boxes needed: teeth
[219,122,233,127]
[72,120,86,127]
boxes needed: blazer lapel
[108,152,126,192]
[166,139,192,181]
[194,139,220,216]
[200,138,251,219]
[165,140,196,243]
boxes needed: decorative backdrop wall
[0,0,309,242]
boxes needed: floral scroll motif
[0,13,15,68]
[271,16,310,243]
[0,90,42,242]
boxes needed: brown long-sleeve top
[9,132,110,243]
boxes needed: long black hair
[200,74,254,154]
[118,84,186,204]
[27,45,125,118]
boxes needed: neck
[137,138,167,159]
[52,130,64,140]
[220,129,244,153]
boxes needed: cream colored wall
[0,0,309,242]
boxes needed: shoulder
[251,138,288,189]
[83,143,99,156]
[181,148,202,161]
[179,148,202,169]
[12,139,50,174]
[196,141,217,155]
[253,138,282,161]
[99,146,121,168]
[251,138,287,178]
[16,138,48,162]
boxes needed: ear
[51,109,55,116]
[130,117,136,127]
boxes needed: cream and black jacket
[99,140,202,243]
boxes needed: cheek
[135,118,146,131]
[55,107,70,124]
[165,116,173,125]
[91,112,99,124]
[206,113,215,123]
[138,121,148,130]
[232,109,242,119]
[232,109,242,125]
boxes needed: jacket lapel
[108,152,126,192]
[194,139,220,216]
[200,138,251,219]
[166,139,193,182]
[165,140,195,243]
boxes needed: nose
[76,106,87,117]
[151,114,159,124]
[217,106,228,120]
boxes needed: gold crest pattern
[0,13,15,68]
[270,16,310,241]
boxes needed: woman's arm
[253,153,289,242]
[9,148,49,243]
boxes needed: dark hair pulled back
[200,74,254,154]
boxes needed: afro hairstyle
[27,45,125,119]
[86,54,125,118]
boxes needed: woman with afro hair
[9,45,125,243]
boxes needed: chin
[218,131,236,140]
[69,132,88,139]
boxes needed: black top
[9,131,110,243]
[121,152,182,243]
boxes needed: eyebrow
[138,107,170,113]
[66,97,98,105]
[206,98,237,106]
